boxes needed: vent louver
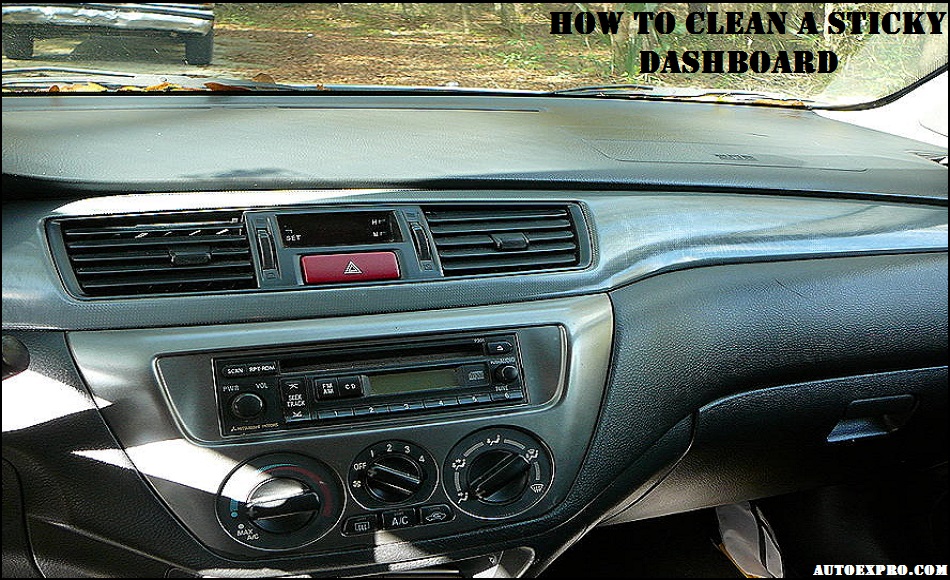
[423,205,584,277]
[57,211,256,297]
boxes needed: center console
[67,295,612,561]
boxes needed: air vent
[57,211,256,297]
[423,205,585,277]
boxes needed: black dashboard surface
[2,93,947,578]
[2,94,947,201]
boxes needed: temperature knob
[216,453,344,550]
[444,427,553,519]
[244,478,321,534]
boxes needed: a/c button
[381,508,418,530]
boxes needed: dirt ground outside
[1,3,616,90]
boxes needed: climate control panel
[213,428,555,552]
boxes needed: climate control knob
[468,450,531,504]
[349,440,437,509]
[365,453,424,502]
[216,453,343,550]
[444,427,553,519]
[244,477,321,534]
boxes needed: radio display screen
[277,211,398,247]
[369,368,458,396]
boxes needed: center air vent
[56,211,256,297]
[423,205,587,276]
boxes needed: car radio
[214,333,526,436]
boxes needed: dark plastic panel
[606,367,948,524]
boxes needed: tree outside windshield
[2,3,947,106]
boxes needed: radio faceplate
[214,333,527,437]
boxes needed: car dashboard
[2,93,947,577]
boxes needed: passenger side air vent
[56,212,256,297]
[423,205,586,276]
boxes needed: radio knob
[230,392,264,419]
[364,454,424,503]
[493,365,520,383]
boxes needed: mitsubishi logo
[343,261,363,275]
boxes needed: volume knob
[230,392,264,419]
[494,365,520,383]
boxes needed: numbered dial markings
[444,427,553,520]
[349,440,438,509]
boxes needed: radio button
[314,378,340,400]
[424,397,458,409]
[335,408,354,418]
[221,364,248,378]
[353,405,386,417]
[247,361,278,376]
[316,409,337,421]
[338,376,364,398]
[459,364,490,388]
[490,391,525,402]
[474,393,493,404]
[387,402,412,414]
[456,394,479,406]
[280,378,307,395]
[280,378,312,422]
[284,408,311,422]
[486,340,514,355]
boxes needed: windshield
[2,2,947,107]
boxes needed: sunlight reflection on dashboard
[53,189,398,217]
[74,438,261,498]
[1,369,112,432]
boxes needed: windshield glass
[2,2,947,106]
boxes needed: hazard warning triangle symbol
[343,261,363,275]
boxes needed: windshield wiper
[550,84,818,107]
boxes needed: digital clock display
[277,211,398,247]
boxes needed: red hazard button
[301,252,400,284]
